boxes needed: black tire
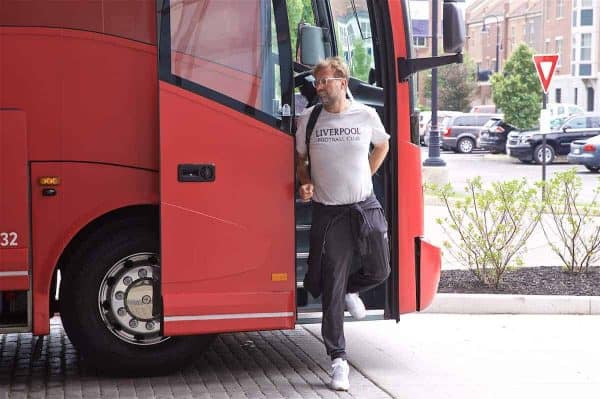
[60,217,215,376]
[585,165,600,173]
[456,137,475,154]
[533,144,555,164]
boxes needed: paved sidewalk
[0,319,390,399]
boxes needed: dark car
[439,113,498,153]
[568,134,600,172]
[478,117,517,154]
[507,113,600,164]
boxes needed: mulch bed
[439,266,600,296]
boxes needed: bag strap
[305,104,323,179]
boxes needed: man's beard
[318,92,338,105]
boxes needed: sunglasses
[312,77,344,88]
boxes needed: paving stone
[0,321,391,398]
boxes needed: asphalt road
[421,147,600,201]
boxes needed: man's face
[314,67,346,106]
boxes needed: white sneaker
[345,292,366,320]
[330,358,350,391]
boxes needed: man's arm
[296,152,312,185]
[369,140,389,175]
[296,152,314,201]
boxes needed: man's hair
[313,56,349,81]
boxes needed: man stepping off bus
[295,57,391,391]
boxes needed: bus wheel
[60,219,215,376]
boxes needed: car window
[455,116,477,126]
[477,116,493,125]
[588,117,600,128]
[483,118,499,128]
[564,117,586,129]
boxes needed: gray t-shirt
[296,101,390,205]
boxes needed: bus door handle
[177,164,216,182]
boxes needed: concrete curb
[424,293,600,315]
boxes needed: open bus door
[158,1,297,336]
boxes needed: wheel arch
[54,204,160,304]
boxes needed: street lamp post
[482,15,501,73]
[423,0,445,167]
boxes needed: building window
[572,9,577,26]
[580,64,592,76]
[581,9,593,25]
[555,38,563,67]
[413,36,426,47]
[572,36,577,60]
[557,0,564,18]
[545,39,550,53]
[575,87,578,104]
[581,33,591,61]
[556,88,562,103]
[587,87,595,111]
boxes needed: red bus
[0,0,464,375]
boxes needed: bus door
[0,110,31,330]
[157,0,296,336]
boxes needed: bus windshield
[330,0,374,82]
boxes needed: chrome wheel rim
[459,139,473,153]
[98,252,168,346]
[538,147,552,163]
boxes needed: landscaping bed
[439,266,600,296]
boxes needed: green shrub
[540,169,600,273]
[428,178,542,287]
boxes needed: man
[295,57,390,391]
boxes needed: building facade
[466,0,598,112]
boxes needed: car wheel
[457,137,475,154]
[534,144,555,164]
[60,217,215,376]
[585,165,600,173]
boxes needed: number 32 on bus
[0,0,465,375]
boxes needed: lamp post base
[422,164,449,186]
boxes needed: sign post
[533,54,559,199]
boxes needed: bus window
[330,0,374,82]
[169,0,283,119]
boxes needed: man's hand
[299,183,314,202]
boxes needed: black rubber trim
[414,237,421,311]
[29,160,158,173]
[0,25,155,46]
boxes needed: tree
[491,43,542,129]
[422,55,477,112]
[350,39,371,81]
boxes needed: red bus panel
[0,110,30,290]
[389,2,442,313]
[159,83,295,335]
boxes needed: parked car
[434,113,499,153]
[547,103,584,130]
[478,117,517,154]
[422,111,461,146]
[568,134,600,172]
[506,113,600,164]
[418,110,431,144]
